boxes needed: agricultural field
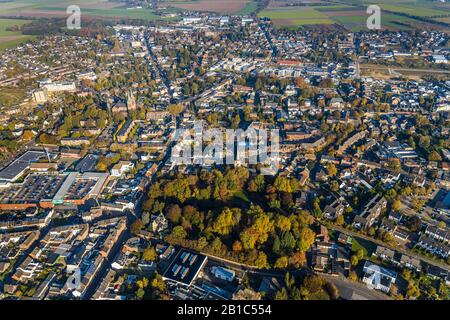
[266,0,330,8]
[235,0,259,16]
[329,11,426,32]
[0,0,162,21]
[436,17,450,24]
[258,7,335,27]
[378,3,447,17]
[160,0,257,14]
[260,0,450,30]
[0,0,448,28]
[0,86,27,107]
[0,0,261,19]
[338,0,450,19]
[0,18,35,51]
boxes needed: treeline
[381,10,450,29]
[20,18,116,37]
[273,273,339,300]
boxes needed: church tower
[126,90,137,112]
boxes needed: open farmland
[161,0,257,14]
[258,7,335,27]
[338,0,450,18]
[235,0,259,16]
[0,0,122,14]
[336,0,450,29]
[0,0,449,28]
[259,0,450,31]
[0,0,162,21]
[0,18,35,51]
[378,3,446,17]
[328,11,428,31]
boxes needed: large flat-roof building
[0,172,109,210]
[52,172,109,205]
[432,189,450,216]
[162,249,207,287]
[0,151,46,182]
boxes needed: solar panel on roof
[180,251,187,261]
[189,254,197,265]
[182,252,190,263]
[181,267,189,279]
[172,264,180,276]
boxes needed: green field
[437,17,450,24]
[0,87,27,107]
[0,18,30,36]
[351,237,376,257]
[0,0,261,18]
[378,3,445,17]
[332,12,421,31]
[258,7,334,27]
[235,0,259,16]
[0,0,164,21]
[1,0,449,29]
[314,4,355,12]
[339,0,450,17]
[0,18,35,51]
[37,6,162,21]
[258,0,450,30]
[0,0,96,14]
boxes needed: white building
[362,261,397,293]
[111,161,134,177]
[432,55,448,64]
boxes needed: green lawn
[351,237,376,257]
[233,190,250,203]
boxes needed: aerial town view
[0,0,449,309]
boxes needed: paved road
[360,64,450,74]
[320,274,391,300]
[144,36,174,102]
[196,249,390,300]
[259,23,277,57]
[327,224,450,272]
[83,227,131,299]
